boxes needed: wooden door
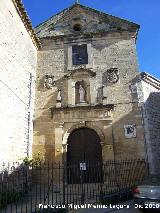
[67,128,103,183]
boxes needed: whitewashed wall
[0,0,37,164]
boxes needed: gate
[67,161,103,184]
[0,159,148,213]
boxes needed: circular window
[73,23,82,31]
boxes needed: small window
[72,44,88,65]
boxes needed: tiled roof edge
[12,0,41,49]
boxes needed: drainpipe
[27,73,34,157]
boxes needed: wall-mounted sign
[80,162,86,171]
[124,124,137,138]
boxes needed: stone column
[55,125,64,162]
[68,80,75,105]
[89,78,97,104]
[67,46,72,70]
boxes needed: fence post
[62,162,66,207]
[100,162,104,203]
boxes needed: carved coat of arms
[102,68,119,86]
[44,75,55,89]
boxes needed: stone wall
[36,33,139,108]
[34,30,145,162]
[137,80,160,174]
[0,0,37,163]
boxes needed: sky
[23,0,160,79]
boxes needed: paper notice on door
[80,162,86,171]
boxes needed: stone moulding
[12,0,41,49]
[140,72,160,90]
[62,122,105,146]
[37,31,138,42]
[64,68,96,78]
[50,104,114,119]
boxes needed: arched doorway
[67,127,103,183]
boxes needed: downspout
[27,73,34,157]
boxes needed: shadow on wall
[143,92,160,175]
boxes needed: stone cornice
[39,30,137,42]
[140,72,160,90]
[64,69,96,78]
[51,104,114,111]
[50,104,114,119]
[12,0,41,49]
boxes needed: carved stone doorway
[67,127,103,183]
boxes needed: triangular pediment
[35,3,139,38]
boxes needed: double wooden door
[67,127,103,183]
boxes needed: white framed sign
[124,124,137,138]
[80,162,87,171]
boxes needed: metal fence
[0,159,148,213]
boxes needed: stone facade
[1,1,159,171]
[33,3,146,164]
[0,0,38,164]
[136,73,160,174]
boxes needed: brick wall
[0,0,37,164]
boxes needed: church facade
[1,1,160,174]
[33,3,146,165]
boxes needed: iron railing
[0,159,148,212]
